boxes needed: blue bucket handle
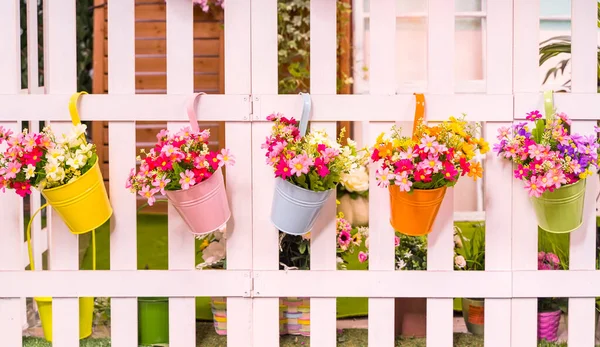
[298,92,311,137]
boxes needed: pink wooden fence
[0,0,599,346]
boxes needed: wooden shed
[92,0,225,212]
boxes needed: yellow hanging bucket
[35,297,95,342]
[40,92,112,234]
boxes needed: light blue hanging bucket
[270,93,334,235]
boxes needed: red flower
[459,157,470,176]
[394,159,414,173]
[23,147,43,166]
[14,181,31,197]
[206,152,220,170]
[275,158,292,179]
[442,162,458,180]
[414,169,432,182]
[156,155,173,171]
[317,144,327,153]
[144,156,157,170]
[370,149,380,162]
[193,167,211,183]
[314,157,330,178]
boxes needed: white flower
[45,161,65,182]
[396,259,406,270]
[455,255,466,269]
[202,239,226,264]
[47,147,65,163]
[24,164,36,179]
[71,124,87,138]
[76,143,94,158]
[340,166,369,193]
[66,153,87,169]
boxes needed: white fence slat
[513,0,539,93]
[367,122,395,347]
[43,0,79,344]
[485,0,513,94]
[224,2,253,345]
[309,1,337,344]
[483,123,513,347]
[511,2,540,345]
[0,1,24,344]
[251,1,279,345]
[369,0,396,94]
[428,0,455,93]
[568,298,596,347]
[108,0,138,345]
[166,1,196,346]
[570,0,598,93]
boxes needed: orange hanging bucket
[388,94,447,236]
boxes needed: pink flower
[289,153,313,177]
[14,181,31,197]
[358,251,368,263]
[375,167,394,188]
[338,231,351,250]
[139,185,159,206]
[496,126,510,140]
[23,133,37,151]
[394,171,412,192]
[179,170,196,190]
[394,236,400,247]
[217,148,235,167]
[545,169,566,190]
[320,147,339,164]
[513,164,529,180]
[526,110,542,121]
[556,112,571,125]
[420,135,438,153]
[314,157,330,178]
[4,162,21,179]
[156,129,169,140]
[275,158,292,179]
[524,177,544,198]
[270,140,287,158]
[528,144,546,161]
[152,176,171,195]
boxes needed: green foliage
[538,3,600,92]
[395,233,427,270]
[454,223,485,271]
[277,0,352,94]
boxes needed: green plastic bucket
[138,297,169,345]
[531,179,586,234]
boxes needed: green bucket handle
[544,90,555,121]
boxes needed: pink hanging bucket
[164,93,231,235]
[537,310,561,342]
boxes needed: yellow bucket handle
[68,92,89,146]
[27,203,96,271]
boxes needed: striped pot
[538,310,561,342]
[211,297,310,336]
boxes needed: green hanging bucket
[531,179,586,234]
[138,297,169,345]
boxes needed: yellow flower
[462,143,475,159]
[478,138,490,154]
[199,239,210,251]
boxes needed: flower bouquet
[0,120,111,234]
[127,125,234,235]
[537,252,566,342]
[263,110,362,235]
[370,98,488,236]
[494,109,599,233]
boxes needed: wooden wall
[92,0,225,213]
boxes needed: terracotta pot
[394,298,427,337]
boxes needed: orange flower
[467,161,483,181]
[377,142,393,158]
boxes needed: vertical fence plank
[367,0,396,345]
[0,4,23,344]
[483,123,513,347]
[309,0,338,345]
[43,0,80,345]
[511,1,540,345]
[224,1,254,346]
[166,1,196,346]
[567,1,598,345]
[426,0,455,346]
[251,0,280,345]
[107,0,138,345]
[484,2,514,345]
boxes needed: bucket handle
[298,92,311,137]
[543,90,555,121]
[411,93,426,140]
[68,91,89,144]
[187,92,207,133]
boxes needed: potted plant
[138,265,169,345]
[394,234,428,337]
[454,223,485,335]
[370,94,488,236]
[207,214,368,336]
[0,92,110,342]
[127,97,235,235]
[494,104,599,233]
[263,103,364,235]
[537,252,566,342]
[337,163,369,226]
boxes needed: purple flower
[492,141,506,156]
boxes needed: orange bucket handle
[411,93,426,140]
[187,92,207,132]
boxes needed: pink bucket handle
[186,92,206,133]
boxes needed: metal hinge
[244,272,254,298]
